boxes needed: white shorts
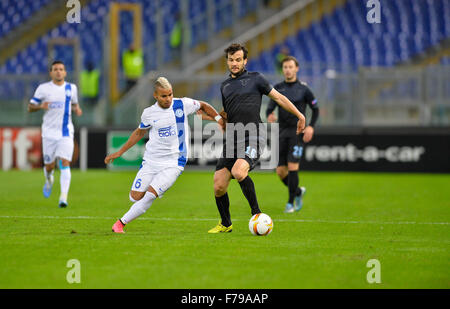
[42,137,74,164]
[130,163,183,198]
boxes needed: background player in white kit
[105,77,225,233]
[28,61,83,208]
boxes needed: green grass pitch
[0,169,449,288]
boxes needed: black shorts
[216,137,262,173]
[278,130,304,167]
[215,156,260,173]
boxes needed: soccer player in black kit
[208,44,306,233]
[266,56,319,213]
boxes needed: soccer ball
[249,213,273,236]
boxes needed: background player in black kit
[266,56,319,213]
[208,44,306,233]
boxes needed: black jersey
[266,80,318,130]
[220,70,273,159]
[221,70,273,125]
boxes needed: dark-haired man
[28,61,83,208]
[208,43,306,233]
[266,56,319,213]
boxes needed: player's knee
[213,171,230,196]
[214,182,227,196]
[276,167,287,179]
[60,159,71,167]
[287,162,299,171]
[231,168,247,182]
[45,162,56,172]
[129,191,143,202]
[129,194,138,203]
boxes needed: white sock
[43,167,54,183]
[121,191,156,224]
[60,167,71,202]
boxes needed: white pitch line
[1,215,449,225]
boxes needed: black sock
[281,175,289,186]
[238,176,261,215]
[215,193,232,227]
[282,174,302,198]
[288,171,300,204]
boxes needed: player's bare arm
[72,103,83,116]
[198,101,226,131]
[104,128,146,164]
[303,126,314,143]
[27,102,49,113]
[268,88,306,134]
[197,110,214,121]
[196,101,216,121]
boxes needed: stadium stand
[0,0,263,74]
[248,0,450,73]
[2,0,449,75]
[0,0,52,38]
[0,0,448,127]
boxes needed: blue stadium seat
[0,0,51,38]
[1,0,449,76]
[257,0,449,75]
[214,0,233,32]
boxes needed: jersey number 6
[135,178,142,189]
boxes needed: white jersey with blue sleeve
[30,81,78,139]
[139,97,201,170]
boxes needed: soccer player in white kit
[105,77,225,233]
[28,61,83,208]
